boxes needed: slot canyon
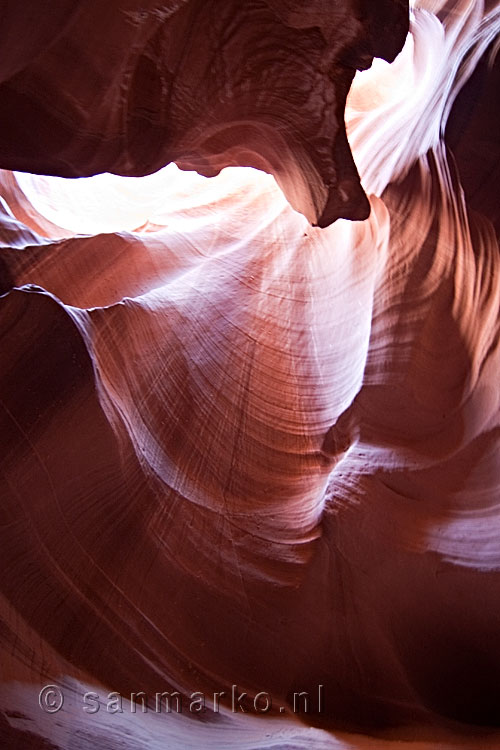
[1,1,500,748]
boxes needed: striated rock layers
[0,0,408,227]
[1,1,500,749]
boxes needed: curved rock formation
[0,0,408,226]
[1,1,500,749]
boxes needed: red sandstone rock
[0,0,408,226]
[1,1,500,749]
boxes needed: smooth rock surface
[1,1,500,748]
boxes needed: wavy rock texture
[0,0,408,226]
[1,1,500,749]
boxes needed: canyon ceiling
[1,1,500,748]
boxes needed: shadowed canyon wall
[1,1,500,748]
